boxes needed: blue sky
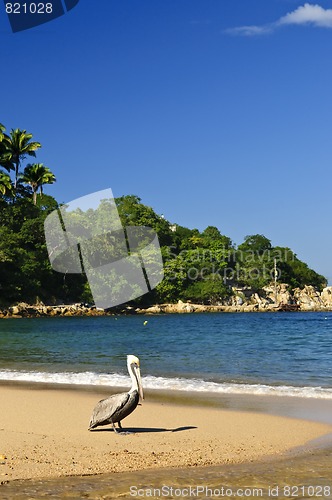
[1,0,332,283]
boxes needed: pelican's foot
[111,422,131,434]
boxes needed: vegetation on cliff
[0,122,326,307]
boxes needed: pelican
[88,355,144,433]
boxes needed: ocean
[1,312,332,399]
[1,311,332,499]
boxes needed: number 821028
[282,485,331,497]
[6,3,53,14]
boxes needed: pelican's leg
[118,421,132,435]
[111,421,120,433]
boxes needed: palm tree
[20,163,56,205]
[1,128,41,187]
[0,124,12,173]
[0,123,5,141]
[0,171,14,197]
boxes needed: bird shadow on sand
[89,426,197,434]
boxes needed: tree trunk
[14,160,19,189]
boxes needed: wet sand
[1,385,331,483]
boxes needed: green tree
[0,124,13,172]
[155,254,187,302]
[272,247,326,290]
[0,196,87,306]
[1,128,41,188]
[115,195,174,247]
[201,226,222,240]
[238,234,272,255]
[0,171,14,197]
[235,234,273,290]
[20,163,56,204]
[183,277,229,305]
[172,226,201,251]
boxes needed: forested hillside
[0,123,326,307]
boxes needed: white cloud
[225,25,273,36]
[278,3,332,27]
[226,3,332,36]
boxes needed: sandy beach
[1,385,331,483]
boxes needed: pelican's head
[127,354,140,366]
[127,354,144,401]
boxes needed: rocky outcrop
[233,284,332,312]
[321,287,332,308]
[137,285,332,314]
[293,285,324,311]
[1,286,332,318]
[262,283,293,307]
[136,301,209,314]
[0,303,111,318]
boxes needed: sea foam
[1,369,332,399]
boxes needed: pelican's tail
[88,420,97,431]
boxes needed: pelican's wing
[89,392,129,429]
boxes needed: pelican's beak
[134,365,144,402]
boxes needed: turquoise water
[0,312,332,398]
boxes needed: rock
[321,287,332,307]
[2,283,332,318]
[173,302,195,313]
[9,306,20,315]
[144,305,162,314]
[263,283,292,306]
[242,304,259,312]
[293,285,324,311]
[181,303,195,313]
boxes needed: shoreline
[1,284,332,318]
[1,384,332,483]
[1,301,332,319]
[2,379,332,424]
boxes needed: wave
[1,369,332,399]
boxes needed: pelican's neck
[128,362,138,394]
